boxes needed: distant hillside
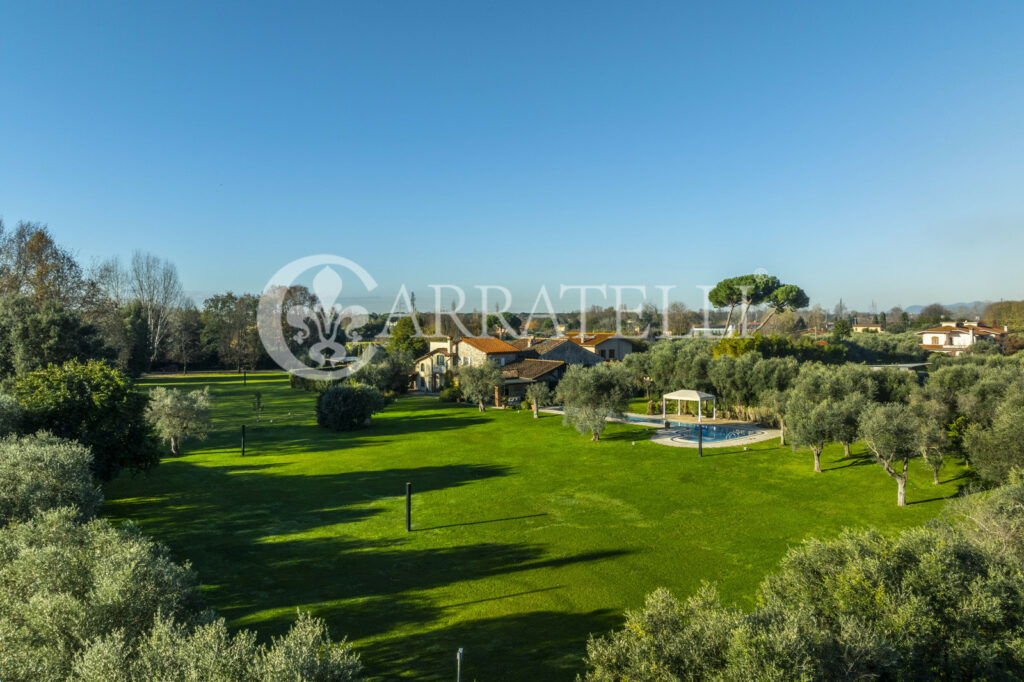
[905,301,992,315]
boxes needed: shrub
[439,385,463,402]
[0,432,102,525]
[316,384,389,431]
[12,359,158,481]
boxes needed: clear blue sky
[2,1,1023,312]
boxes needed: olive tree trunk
[813,446,823,473]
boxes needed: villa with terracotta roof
[917,321,1008,356]
[412,348,454,392]
[411,334,614,397]
[508,336,603,367]
[565,332,636,361]
[454,336,521,367]
[499,358,566,397]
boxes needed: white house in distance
[917,321,1008,356]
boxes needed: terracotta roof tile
[565,332,621,346]
[458,337,521,354]
[501,359,565,380]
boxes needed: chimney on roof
[1006,325,1010,333]
[527,336,534,348]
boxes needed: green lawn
[103,374,968,681]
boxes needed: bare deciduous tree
[128,251,183,364]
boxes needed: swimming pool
[669,423,764,443]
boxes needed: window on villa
[931,336,939,345]
[608,349,616,359]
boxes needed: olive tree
[458,361,503,411]
[0,433,103,525]
[786,396,839,472]
[526,382,552,418]
[0,509,204,681]
[584,480,1024,680]
[74,612,362,682]
[860,403,920,506]
[1,509,364,682]
[146,387,211,456]
[911,391,950,485]
[832,392,868,458]
[965,384,1024,485]
[556,363,635,441]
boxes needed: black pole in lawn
[697,423,703,457]
[241,424,246,457]
[405,482,412,532]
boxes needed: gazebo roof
[663,389,715,401]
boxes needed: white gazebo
[662,389,716,422]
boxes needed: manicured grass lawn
[104,374,968,681]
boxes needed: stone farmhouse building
[411,333,630,399]
[564,332,636,361]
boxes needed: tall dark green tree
[0,294,104,380]
[387,316,428,357]
[168,301,204,372]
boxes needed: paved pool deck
[649,424,782,449]
[539,408,781,449]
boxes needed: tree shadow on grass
[908,476,973,505]
[106,462,514,541]
[414,513,549,532]
[598,428,655,443]
[357,608,622,681]
[822,456,874,471]
[221,534,631,651]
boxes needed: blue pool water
[546,408,764,442]
[669,423,763,442]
